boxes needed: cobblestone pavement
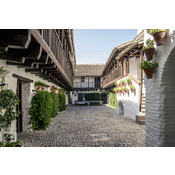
[18,105,145,147]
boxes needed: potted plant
[123,86,129,93]
[126,77,132,86]
[115,82,119,88]
[142,38,155,60]
[59,88,66,94]
[139,60,158,79]
[119,81,122,87]
[121,80,126,87]
[130,85,135,93]
[41,82,46,91]
[120,88,124,93]
[147,29,167,46]
[50,85,57,92]
[35,81,43,91]
[113,88,118,94]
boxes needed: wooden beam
[12,73,33,82]
[0,29,31,49]
[139,50,143,112]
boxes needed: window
[81,77,85,82]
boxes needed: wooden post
[139,50,143,112]
[121,60,123,76]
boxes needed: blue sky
[73,29,138,64]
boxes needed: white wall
[144,29,175,146]
[116,76,140,121]
[0,59,61,142]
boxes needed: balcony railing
[73,82,103,89]
[39,29,73,85]
[103,66,121,87]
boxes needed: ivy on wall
[84,93,101,101]
[109,92,117,109]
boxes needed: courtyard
[18,105,145,147]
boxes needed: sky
[73,29,138,65]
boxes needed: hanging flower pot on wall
[139,60,158,79]
[130,85,135,93]
[147,29,167,46]
[152,31,167,46]
[143,48,155,60]
[143,68,155,79]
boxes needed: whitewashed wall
[116,76,140,121]
[0,59,61,142]
[144,29,175,147]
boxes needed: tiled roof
[76,64,105,77]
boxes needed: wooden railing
[103,66,121,87]
[38,29,73,85]
[74,82,103,88]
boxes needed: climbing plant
[0,67,21,147]
[29,91,53,130]
[109,92,117,109]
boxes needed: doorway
[17,80,23,132]
[95,77,100,88]
[78,94,83,101]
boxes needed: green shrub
[58,93,66,112]
[29,91,53,130]
[84,93,101,101]
[51,92,59,118]
[109,92,117,109]
[35,81,46,87]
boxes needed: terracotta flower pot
[143,48,155,60]
[144,68,155,79]
[115,85,119,88]
[41,87,45,91]
[130,89,135,93]
[153,31,167,46]
[124,89,128,93]
[115,91,117,94]
[127,81,131,86]
[36,85,41,91]
[120,90,123,93]
[122,83,126,87]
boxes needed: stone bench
[74,100,103,106]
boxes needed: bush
[58,93,66,112]
[84,93,101,101]
[50,92,59,118]
[29,91,53,130]
[109,92,117,109]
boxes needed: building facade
[72,64,106,104]
[0,29,76,141]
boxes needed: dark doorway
[78,94,83,101]
[17,80,23,132]
[101,93,107,104]
[95,77,100,88]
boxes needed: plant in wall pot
[139,60,158,79]
[142,38,155,60]
[113,88,118,94]
[130,85,135,93]
[35,81,45,91]
[120,88,124,93]
[147,29,167,46]
[123,86,129,93]
[121,80,126,87]
[58,88,66,94]
[126,77,132,86]
[115,82,119,88]
[50,85,57,93]
[119,81,122,87]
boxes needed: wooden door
[78,94,83,101]
[17,80,23,132]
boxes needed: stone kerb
[144,29,175,147]
[117,76,140,121]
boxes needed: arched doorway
[118,101,124,114]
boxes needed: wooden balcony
[73,82,103,90]
[0,29,75,90]
[103,66,121,88]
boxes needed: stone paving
[17,105,145,147]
